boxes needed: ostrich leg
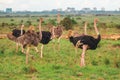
[57,35,62,50]
[16,43,19,52]
[80,45,88,67]
[40,44,44,58]
[75,40,81,54]
[26,47,30,64]
[34,47,39,53]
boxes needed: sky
[0,0,120,11]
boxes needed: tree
[60,16,77,30]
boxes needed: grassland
[0,38,120,80]
[0,15,120,80]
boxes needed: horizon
[0,0,120,11]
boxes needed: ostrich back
[37,31,52,44]
[7,33,17,42]
[12,29,25,38]
[69,34,101,50]
[18,30,39,48]
[50,26,62,38]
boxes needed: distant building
[81,8,91,13]
[119,8,120,11]
[65,7,75,12]
[52,9,58,12]
[0,10,3,12]
[6,8,12,13]
[101,7,105,11]
[93,7,97,11]
[57,8,62,12]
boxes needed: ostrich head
[94,18,99,23]
[28,26,35,31]
[66,30,74,39]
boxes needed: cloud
[0,0,120,11]
[0,0,14,4]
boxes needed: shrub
[76,17,82,20]
[91,60,98,66]
[10,19,14,21]
[1,22,9,27]
[47,19,56,25]
[10,23,15,26]
[36,19,39,22]
[25,20,32,26]
[60,16,77,30]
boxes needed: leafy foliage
[60,16,77,30]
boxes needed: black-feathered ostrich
[7,24,26,52]
[50,14,63,50]
[37,17,63,58]
[67,18,101,67]
[36,18,52,58]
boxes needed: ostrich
[8,24,42,64]
[67,18,101,67]
[50,25,63,42]
[36,18,52,58]
[36,16,62,58]
[50,14,63,50]
[7,24,25,52]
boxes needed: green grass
[0,38,120,80]
[1,15,120,34]
[0,15,120,79]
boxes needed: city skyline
[0,0,120,11]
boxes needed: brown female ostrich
[50,14,63,50]
[7,24,25,52]
[7,24,42,64]
[67,18,101,67]
[17,26,41,64]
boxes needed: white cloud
[0,0,14,4]
[0,0,120,11]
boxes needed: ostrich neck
[39,21,42,40]
[21,27,23,35]
[94,22,99,35]
[96,34,101,44]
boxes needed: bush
[76,17,82,20]
[91,60,98,66]
[47,19,56,25]
[10,23,15,26]
[1,22,9,27]
[115,24,120,29]
[36,19,39,22]
[10,19,14,21]
[25,20,32,26]
[60,16,77,30]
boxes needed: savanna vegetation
[0,14,120,80]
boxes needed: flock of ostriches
[7,14,101,67]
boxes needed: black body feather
[12,29,25,38]
[69,34,101,50]
[37,31,52,44]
